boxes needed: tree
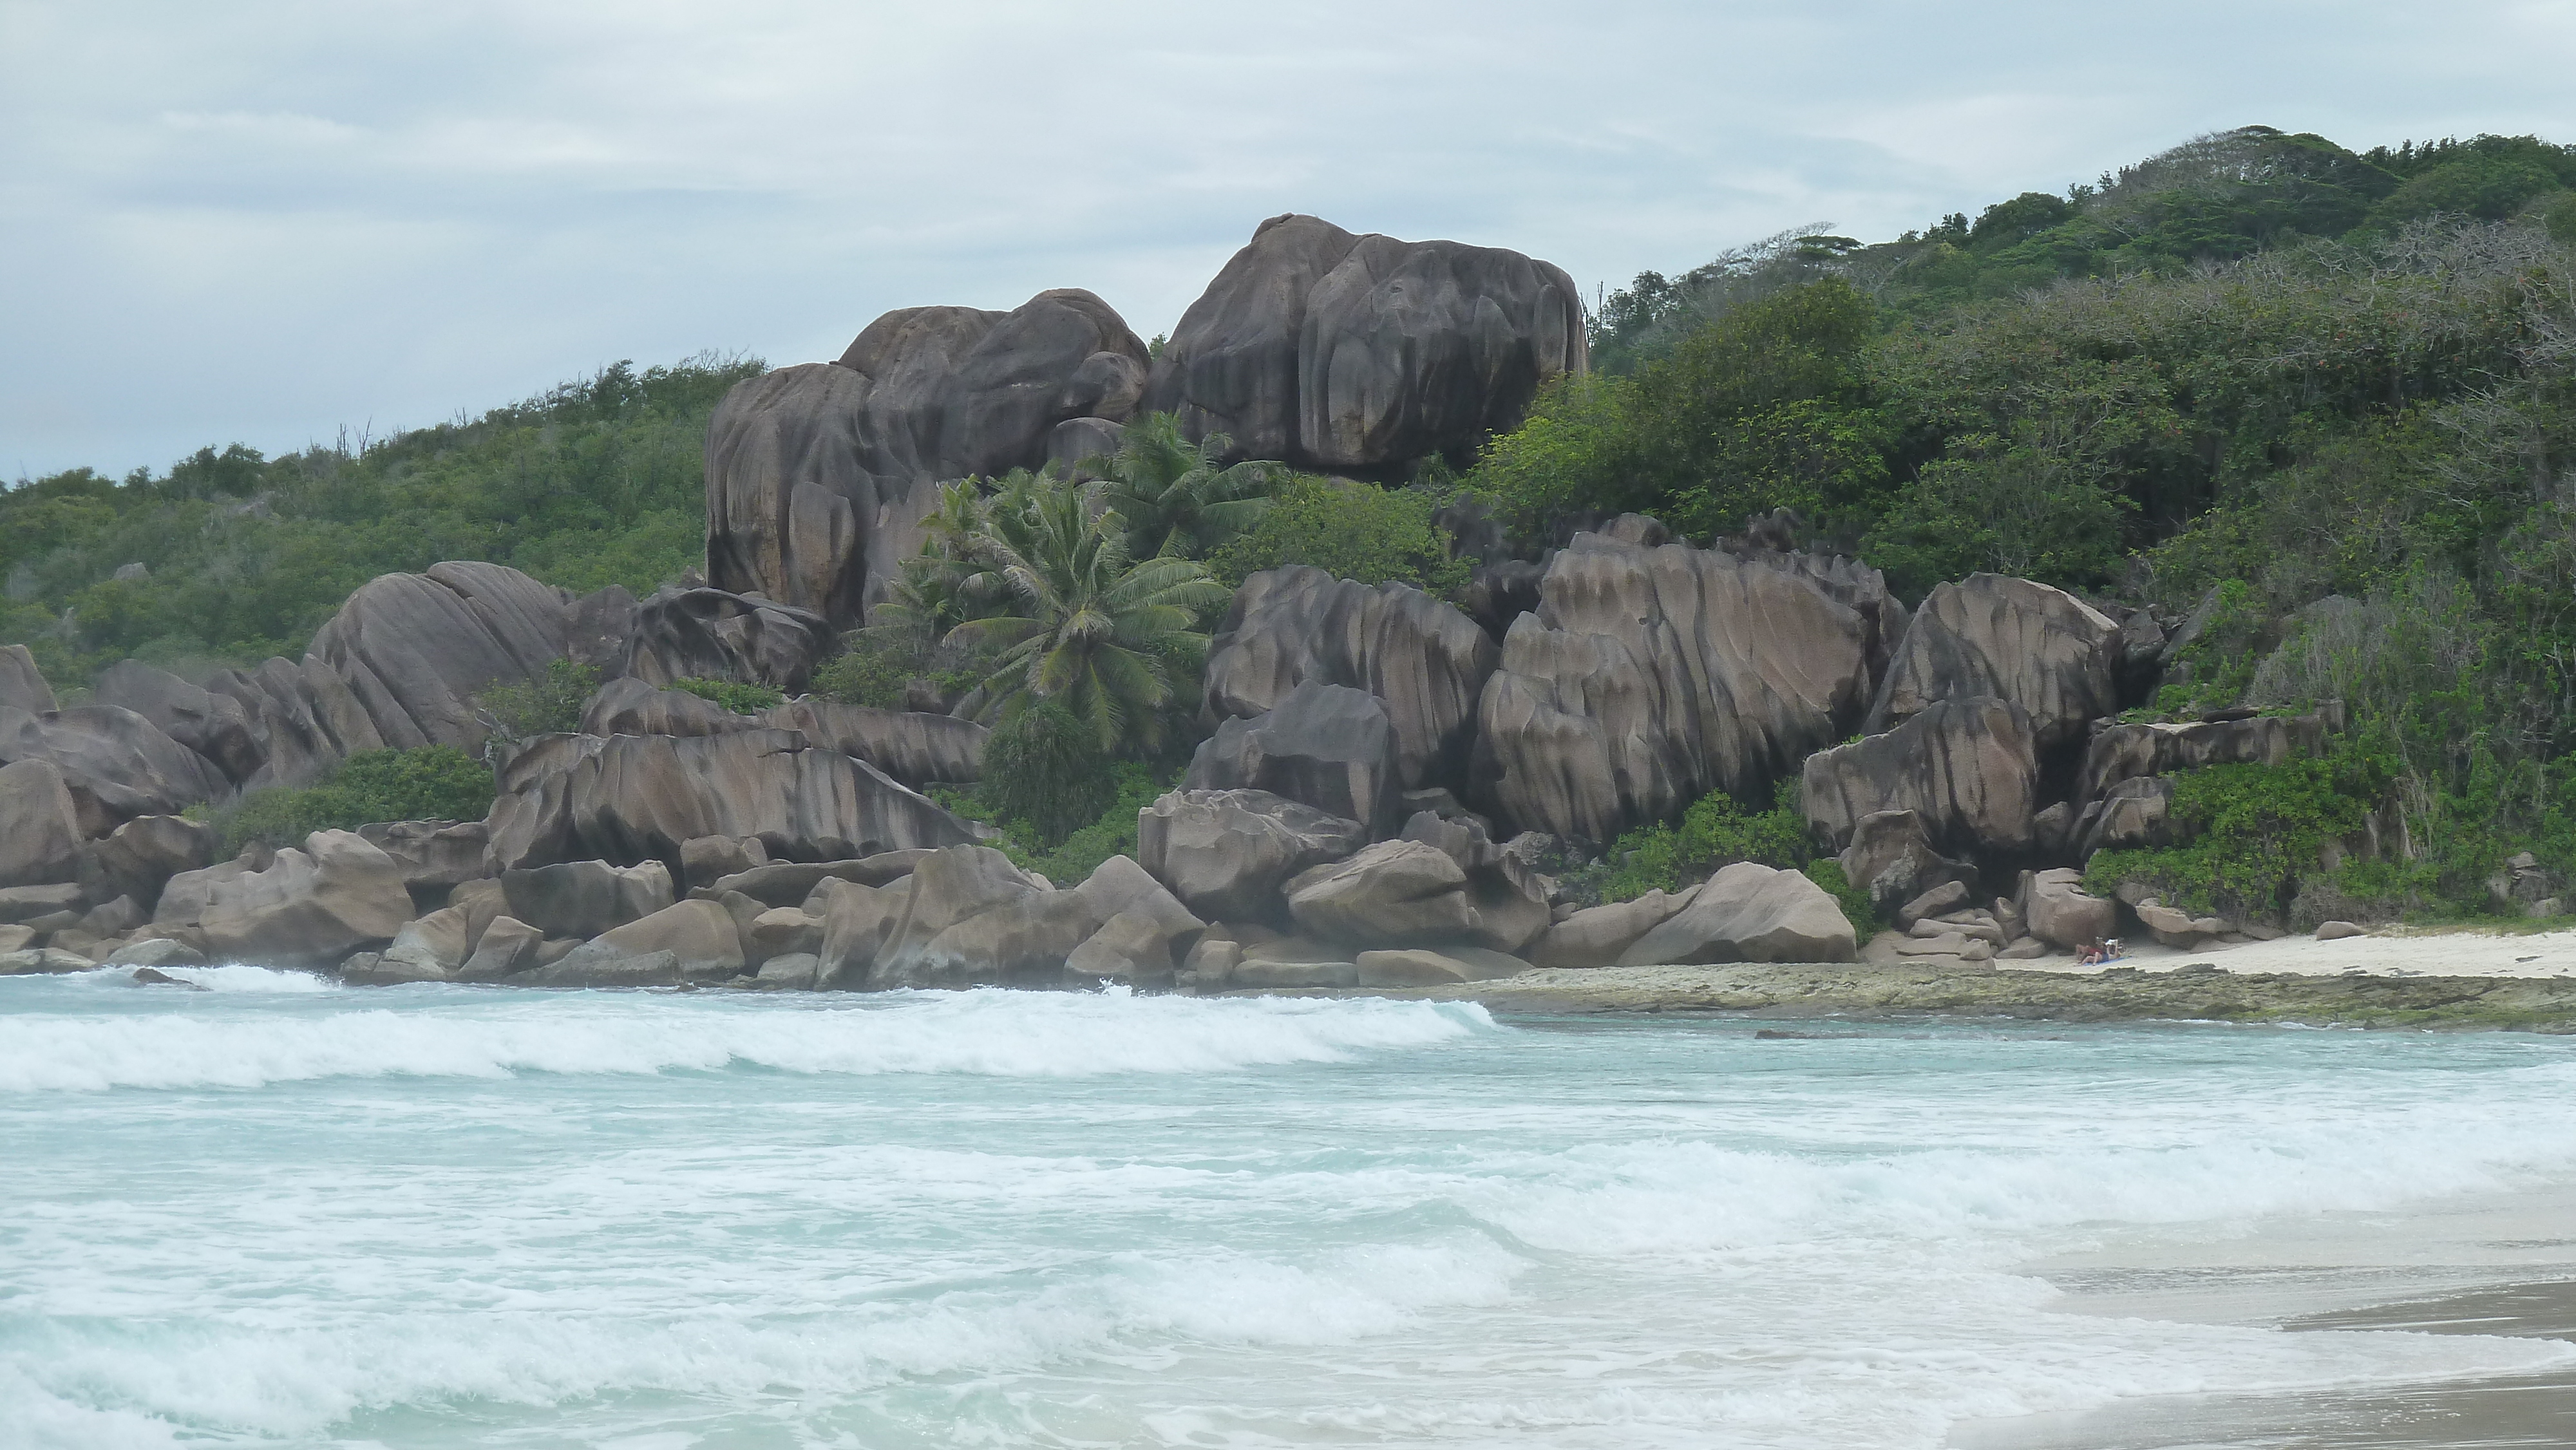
[1090,411,1284,559]
[1206,475,1472,596]
[948,469,1229,752]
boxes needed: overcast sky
[6,0,2572,480]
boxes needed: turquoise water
[5,968,2575,1449]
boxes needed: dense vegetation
[1481,125,2576,924]
[2,355,759,687]
[187,746,497,856]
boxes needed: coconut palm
[1090,411,1284,560]
[947,469,1229,751]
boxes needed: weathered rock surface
[309,561,580,750]
[93,661,262,784]
[2074,776,2174,858]
[102,937,207,970]
[0,702,227,831]
[811,876,913,990]
[1136,789,1367,923]
[1143,213,1585,471]
[501,860,675,939]
[358,820,491,902]
[869,845,1046,988]
[764,697,986,787]
[681,834,769,889]
[1863,574,2121,751]
[202,655,386,790]
[618,586,838,694]
[1185,681,1402,834]
[1477,535,1874,843]
[1835,809,1976,914]
[484,730,976,872]
[0,760,84,888]
[0,948,94,976]
[1396,811,1551,953]
[1285,840,1476,948]
[533,899,748,986]
[578,676,750,739]
[2022,868,2115,952]
[379,905,475,981]
[1801,697,2040,856]
[0,645,56,715]
[705,851,927,906]
[1528,888,1700,969]
[155,831,413,970]
[706,290,1150,625]
[1618,862,1858,965]
[1202,567,1497,794]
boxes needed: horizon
[6,0,2575,480]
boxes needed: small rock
[130,966,207,990]
[2315,920,2366,941]
[1895,880,1970,931]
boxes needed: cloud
[5,0,2572,476]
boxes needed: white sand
[1984,926,2576,981]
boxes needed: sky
[5,0,2573,480]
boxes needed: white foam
[0,988,1493,1092]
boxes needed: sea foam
[0,988,1493,1093]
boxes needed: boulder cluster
[1,213,2354,987]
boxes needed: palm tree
[947,469,1229,751]
[1091,411,1284,560]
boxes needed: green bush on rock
[189,746,497,856]
[672,677,784,715]
[1207,476,1471,598]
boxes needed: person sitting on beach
[2103,937,2126,962]
[2079,940,2105,966]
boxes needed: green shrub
[473,659,600,745]
[1589,782,1814,901]
[673,677,784,715]
[933,758,1171,885]
[809,637,914,710]
[1802,859,1880,938]
[978,701,1119,846]
[2084,744,2393,921]
[191,746,496,855]
[1206,476,1471,598]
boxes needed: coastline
[1265,927,2576,1031]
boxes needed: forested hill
[1,355,760,685]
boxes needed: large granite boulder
[483,729,978,872]
[202,655,386,791]
[1135,788,1367,923]
[92,814,220,914]
[158,830,413,970]
[2074,776,2175,858]
[620,586,838,694]
[309,561,580,751]
[0,702,227,832]
[1476,534,1873,843]
[864,845,1044,988]
[811,876,914,990]
[1617,862,1857,965]
[532,899,748,987]
[1835,809,1978,915]
[1144,214,1586,471]
[578,677,986,789]
[1528,888,1700,969]
[1395,811,1552,953]
[1801,697,2039,856]
[93,661,262,784]
[357,820,491,903]
[0,760,83,888]
[500,860,674,939]
[0,645,56,714]
[1185,681,1402,834]
[1202,566,1497,795]
[1863,574,2121,752]
[765,698,985,788]
[706,290,1150,626]
[1727,547,1911,697]
[1284,839,1502,949]
[2022,867,2115,952]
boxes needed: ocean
[4,968,2573,1448]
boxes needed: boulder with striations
[618,586,838,694]
[1184,679,1403,835]
[0,760,84,889]
[1863,574,2122,752]
[1475,534,1875,843]
[0,645,57,715]
[0,703,227,833]
[1136,787,1368,924]
[1143,213,1586,472]
[156,830,413,970]
[308,560,581,751]
[1802,697,2040,856]
[1202,565,1497,796]
[1616,862,1857,965]
[92,661,263,785]
[482,728,979,874]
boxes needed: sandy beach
[1298,926,2576,1030]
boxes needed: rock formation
[1476,534,1875,843]
[1617,862,1858,965]
[310,561,584,751]
[581,677,986,788]
[0,645,56,714]
[1184,680,1402,834]
[1135,788,1368,923]
[483,728,978,872]
[1144,214,1586,471]
[1801,697,2040,856]
[0,702,226,831]
[1863,574,2122,751]
[0,760,83,888]
[155,829,413,970]
[1202,567,1498,796]
[618,587,838,694]
[705,292,1150,625]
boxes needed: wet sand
[1950,1189,2576,1449]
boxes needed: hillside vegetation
[1,354,759,685]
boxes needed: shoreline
[1267,927,2576,1030]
